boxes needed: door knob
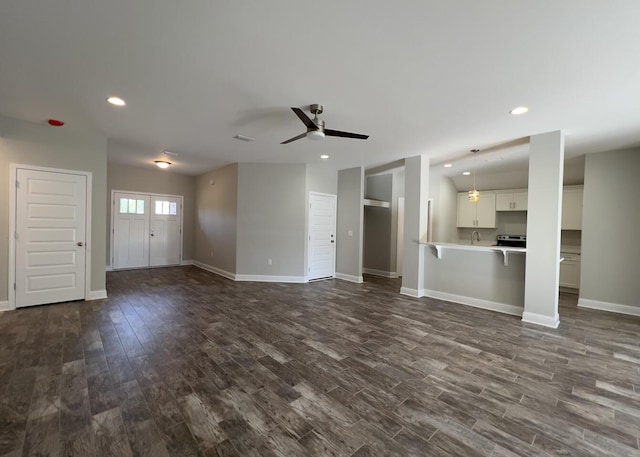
[77,242,84,246]
[150,233,155,237]
[331,240,335,243]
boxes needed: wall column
[336,167,364,283]
[523,130,564,328]
[401,155,429,296]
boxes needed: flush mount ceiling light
[154,160,171,169]
[320,154,329,159]
[468,149,480,203]
[444,163,453,168]
[106,96,126,106]
[509,106,528,115]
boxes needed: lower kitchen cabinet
[560,253,581,289]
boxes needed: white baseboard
[578,298,640,317]
[335,272,364,283]
[87,290,108,301]
[0,300,9,312]
[400,287,424,298]
[423,289,523,317]
[235,274,307,283]
[193,261,236,281]
[180,259,194,266]
[521,311,560,328]
[105,264,113,272]
[363,268,398,278]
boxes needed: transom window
[119,198,145,214]
[155,200,177,215]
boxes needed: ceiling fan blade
[280,132,307,144]
[291,107,318,129]
[324,128,369,140]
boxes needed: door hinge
[13,283,16,290]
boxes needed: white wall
[0,115,107,300]
[236,163,306,278]
[580,148,640,310]
[107,163,196,263]
[194,164,238,275]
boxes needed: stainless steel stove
[496,234,526,248]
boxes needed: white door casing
[308,192,337,281]
[150,195,181,267]
[12,167,90,308]
[397,197,405,277]
[113,192,150,269]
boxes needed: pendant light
[468,149,480,203]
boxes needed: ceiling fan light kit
[281,104,369,144]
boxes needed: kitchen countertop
[417,241,526,266]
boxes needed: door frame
[110,190,184,270]
[307,191,337,281]
[8,164,93,311]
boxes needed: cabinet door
[559,260,580,288]
[475,192,496,228]
[562,188,583,230]
[457,194,477,227]
[496,193,513,211]
[513,192,528,211]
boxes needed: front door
[149,195,181,267]
[113,192,150,269]
[15,169,87,307]
[308,193,337,281]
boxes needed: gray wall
[307,164,338,194]
[336,167,364,279]
[429,173,458,243]
[0,115,107,299]
[236,163,306,277]
[194,164,238,274]
[364,174,392,273]
[580,148,640,307]
[107,163,196,263]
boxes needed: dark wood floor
[1,267,640,457]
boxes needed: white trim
[180,259,194,266]
[110,190,184,270]
[235,274,307,283]
[87,290,107,300]
[423,288,523,317]
[0,301,9,312]
[106,264,113,272]
[521,311,560,328]
[400,287,423,298]
[9,164,93,311]
[193,261,236,281]
[335,272,364,283]
[578,298,640,317]
[307,192,337,281]
[363,268,398,278]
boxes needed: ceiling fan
[281,104,369,144]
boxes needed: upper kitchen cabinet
[457,192,496,228]
[562,186,583,230]
[496,190,528,211]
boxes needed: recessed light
[444,163,453,168]
[509,106,528,115]
[462,171,471,176]
[320,154,329,159]
[154,160,171,169]
[106,96,126,106]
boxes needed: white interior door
[15,169,86,307]
[149,196,181,267]
[113,192,150,269]
[308,193,337,281]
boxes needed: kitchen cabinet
[496,191,528,211]
[457,192,496,228]
[560,252,581,289]
[562,186,583,230]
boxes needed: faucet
[471,231,480,245]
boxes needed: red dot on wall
[48,119,64,127]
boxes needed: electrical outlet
[267,258,272,265]
[348,230,353,237]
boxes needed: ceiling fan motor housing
[310,104,323,115]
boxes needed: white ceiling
[2,1,640,177]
